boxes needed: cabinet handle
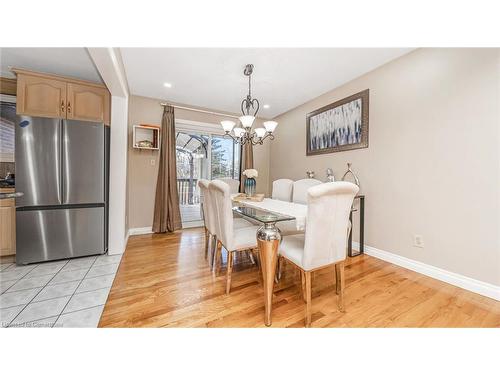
[61,100,65,113]
[67,101,71,114]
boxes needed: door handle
[61,100,65,113]
[67,101,71,114]
[60,120,64,204]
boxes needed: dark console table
[348,195,365,257]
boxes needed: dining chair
[271,179,294,202]
[198,179,217,263]
[292,178,323,204]
[278,181,359,327]
[199,180,252,269]
[275,178,323,237]
[209,180,260,294]
[216,178,240,194]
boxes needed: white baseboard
[123,231,130,250]
[128,227,153,236]
[353,242,500,301]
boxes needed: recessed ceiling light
[163,82,172,88]
[263,104,270,109]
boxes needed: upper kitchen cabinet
[16,74,67,119]
[12,68,111,125]
[67,83,110,123]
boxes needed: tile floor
[0,253,121,328]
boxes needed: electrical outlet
[150,159,156,166]
[413,234,424,248]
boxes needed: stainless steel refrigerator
[15,116,108,264]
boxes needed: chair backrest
[198,179,217,234]
[272,179,294,202]
[209,180,234,249]
[216,178,240,194]
[292,179,323,204]
[302,182,359,270]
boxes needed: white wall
[88,48,130,254]
[108,96,129,254]
[270,48,500,287]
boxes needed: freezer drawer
[16,206,105,264]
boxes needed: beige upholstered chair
[271,179,294,202]
[216,178,240,194]
[292,178,323,204]
[278,181,359,327]
[209,180,260,294]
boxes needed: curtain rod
[160,102,239,119]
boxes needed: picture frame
[306,89,369,156]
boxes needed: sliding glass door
[175,128,240,227]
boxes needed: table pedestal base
[256,223,281,327]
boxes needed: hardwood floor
[99,228,500,327]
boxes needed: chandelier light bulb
[263,121,278,133]
[254,128,266,138]
[221,120,236,133]
[239,115,255,128]
[233,127,245,137]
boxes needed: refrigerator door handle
[59,120,64,204]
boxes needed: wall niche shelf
[133,124,161,150]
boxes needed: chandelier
[220,64,278,145]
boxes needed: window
[0,101,15,163]
[210,135,240,180]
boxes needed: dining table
[231,194,365,326]
[231,196,307,326]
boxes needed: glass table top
[233,206,295,224]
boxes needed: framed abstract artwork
[306,89,369,155]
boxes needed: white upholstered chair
[199,179,252,269]
[271,179,294,202]
[216,178,240,194]
[209,180,260,294]
[278,181,359,327]
[276,178,323,236]
[198,179,217,263]
[292,178,323,204]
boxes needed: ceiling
[120,48,414,118]
[0,48,414,119]
[0,48,103,83]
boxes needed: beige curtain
[239,142,254,192]
[152,106,182,233]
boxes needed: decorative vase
[244,177,256,197]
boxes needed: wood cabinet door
[0,198,16,256]
[67,83,110,124]
[16,74,67,118]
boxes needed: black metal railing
[177,178,200,205]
